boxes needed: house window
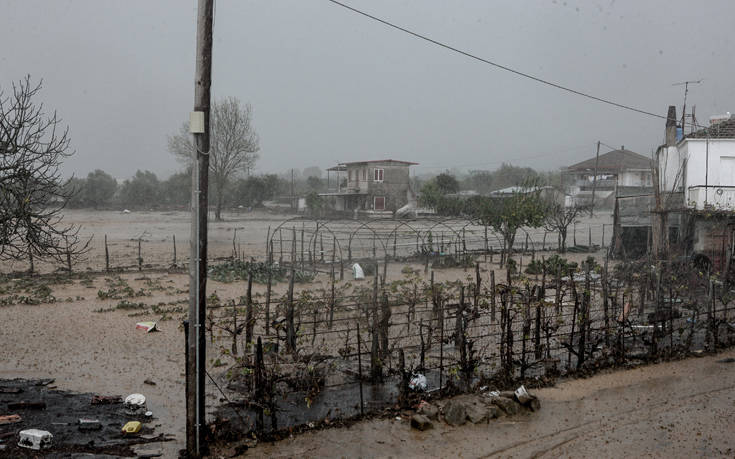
[374,196,385,210]
[348,170,352,181]
[374,168,384,182]
[362,169,367,181]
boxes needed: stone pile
[410,387,540,431]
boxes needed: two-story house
[321,159,418,216]
[563,148,652,209]
[615,105,735,272]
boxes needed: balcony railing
[687,185,735,211]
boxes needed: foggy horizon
[2,0,734,181]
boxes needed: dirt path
[255,349,735,458]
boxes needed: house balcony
[687,185,735,211]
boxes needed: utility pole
[291,168,295,209]
[589,140,601,217]
[187,0,213,456]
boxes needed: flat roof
[340,159,418,166]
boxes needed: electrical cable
[324,0,668,121]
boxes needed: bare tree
[168,97,260,220]
[543,190,588,253]
[0,76,89,268]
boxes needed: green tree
[84,169,117,208]
[435,172,460,194]
[161,170,191,207]
[305,191,324,217]
[306,176,324,192]
[119,170,160,208]
[466,182,547,268]
[63,177,87,208]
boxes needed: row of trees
[414,164,561,197]
[64,169,287,211]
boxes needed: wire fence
[207,257,735,437]
[10,219,613,275]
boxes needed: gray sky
[2,0,734,181]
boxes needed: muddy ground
[5,209,730,457]
[249,349,735,458]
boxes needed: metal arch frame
[344,219,390,260]
[265,216,511,263]
[457,219,505,251]
[267,217,347,264]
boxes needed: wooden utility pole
[187,0,213,456]
[589,141,601,216]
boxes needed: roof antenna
[672,79,703,133]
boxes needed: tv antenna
[672,79,703,132]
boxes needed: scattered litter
[0,387,22,394]
[631,325,654,329]
[91,395,122,405]
[307,422,315,428]
[78,418,102,431]
[136,321,158,333]
[395,416,401,421]
[144,410,153,418]
[124,393,147,415]
[514,385,532,404]
[122,421,142,435]
[352,263,365,280]
[478,386,488,392]
[486,391,500,398]
[34,379,55,386]
[0,415,21,425]
[122,209,131,214]
[408,373,427,391]
[8,401,46,410]
[143,378,157,386]
[18,429,53,450]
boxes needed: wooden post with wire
[186,0,213,455]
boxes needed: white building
[659,115,735,211]
[563,148,652,209]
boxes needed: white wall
[659,145,685,192]
[669,138,735,209]
[618,169,651,187]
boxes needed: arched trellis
[267,217,348,267]
[265,217,503,268]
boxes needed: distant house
[488,185,554,200]
[321,159,418,216]
[563,148,652,209]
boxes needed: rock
[410,414,433,431]
[443,400,467,426]
[525,396,541,412]
[487,405,501,419]
[490,396,521,416]
[465,403,488,424]
[418,402,438,420]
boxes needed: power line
[324,0,668,121]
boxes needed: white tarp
[352,263,365,280]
